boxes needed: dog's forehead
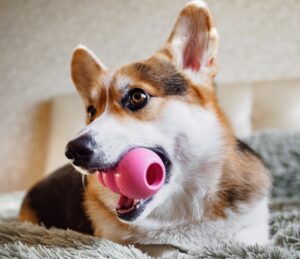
[101,58,188,96]
[102,72,132,91]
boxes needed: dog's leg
[233,198,270,245]
[19,196,40,224]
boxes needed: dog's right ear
[165,0,218,86]
[71,45,106,104]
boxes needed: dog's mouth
[96,170,147,221]
[95,147,171,221]
[115,191,152,221]
[117,195,139,214]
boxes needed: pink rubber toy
[97,148,166,200]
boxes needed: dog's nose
[65,135,95,164]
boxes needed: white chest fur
[119,197,270,252]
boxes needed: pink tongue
[117,195,134,209]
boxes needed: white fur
[186,0,208,9]
[124,198,270,251]
[115,75,132,90]
[232,197,270,245]
[72,164,89,175]
[90,87,100,101]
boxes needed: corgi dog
[20,0,271,254]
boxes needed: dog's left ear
[165,0,218,85]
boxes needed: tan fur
[19,197,40,224]
[71,47,106,103]
[84,174,131,243]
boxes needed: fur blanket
[0,131,299,258]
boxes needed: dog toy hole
[146,163,163,187]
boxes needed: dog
[20,0,271,254]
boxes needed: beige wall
[0,0,299,192]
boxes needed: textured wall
[0,0,299,192]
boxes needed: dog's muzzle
[65,134,173,222]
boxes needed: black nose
[65,135,95,165]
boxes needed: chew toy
[97,148,165,200]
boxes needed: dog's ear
[165,0,218,85]
[71,45,106,103]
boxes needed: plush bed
[0,131,299,258]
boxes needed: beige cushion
[45,95,85,174]
[252,80,300,131]
[217,83,253,138]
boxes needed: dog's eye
[131,91,147,105]
[87,105,97,119]
[123,88,149,111]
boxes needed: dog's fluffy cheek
[156,101,225,164]
[134,102,225,222]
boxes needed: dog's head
[66,1,230,225]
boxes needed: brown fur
[19,197,40,224]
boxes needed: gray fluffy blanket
[0,131,299,258]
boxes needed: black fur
[25,164,93,234]
[236,139,261,159]
[236,139,270,169]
